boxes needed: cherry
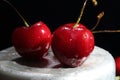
[4,0,52,60]
[115,57,120,75]
[51,23,94,67]
[12,21,52,60]
[51,0,94,67]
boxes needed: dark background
[0,0,120,58]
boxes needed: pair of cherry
[4,0,94,67]
[12,21,94,67]
[4,0,120,76]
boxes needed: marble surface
[0,46,116,80]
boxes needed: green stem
[3,0,29,27]
[91,11,104,31]
[91,19,100,31]
[92,30,120,33]
[74,0,88,28]
[92,0,98,6]
[116,76,120,80]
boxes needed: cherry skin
[12,21,52,60]
[51,23,94,67]
[115,57,120,75]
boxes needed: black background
[0,0,120,58]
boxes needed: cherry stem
[92,0,98,6]
[116,76,120,80]
[92,30,120,33]
[91,11,104,31]
[3,0,29,27]
[91,11,120,34]
[74,0,88,28]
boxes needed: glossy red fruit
[115,57,120,75]
[51,23,94,67]
[12,21,52,60]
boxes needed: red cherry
[51,23,94,67]
[2,1,52,60]
[115,57,120,75]
[12,21,52,60]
